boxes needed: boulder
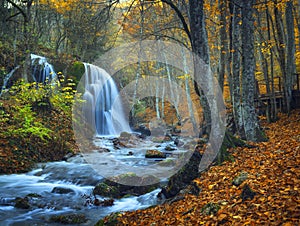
[49,213,88,224]
[135,125,151,136]
[158,150,202,199]
[165,145,176,151]
[14,197,30,209]
[145,150,166,158]
[93,173,160,199]
[119,131,132,140]
[93,182,120,198]
[51,187,75,194]
[174,138,184,147]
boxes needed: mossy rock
[232,171,248,186]
[157,159,175,167]
[159,150,202,199]
[201,202,220,215]
[51,187,75,194]
[145,150,166,158]
[95,212,121,226]
[164,145,176,151]
[49,213,88,224]
[119,132,132,140]
[151,137,165,143]
[26,193,42,198]
[94,174,160,199]
[14,197,30,209]
[93,182,120,198]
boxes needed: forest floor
[103,109,300,225]
[0,99,78,174]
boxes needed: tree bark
[285,0,296,114]
[241,0,267,142]
[218,0,227,93]
[189,0,211,136]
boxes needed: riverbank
[0,81,78,174]
[101,110,300,225]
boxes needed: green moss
[95,212,121,226]
[93,182,119,198]
[26,193,42,198]
[157,159,175,167]
[14,197,30,209]
[49,213,88,224]
[201,202,220,215]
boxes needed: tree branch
[6,0,27,22]
[161,0,191,43]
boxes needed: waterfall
[82,63,131,136]
[0,54,55,97]
[31,54,56,83]
[0,65,20,97]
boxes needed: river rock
[93,182,120,198]
[14,197,30,209]
[119,131,132,140]
[112,138,127,149]
[174,138,184,147]
[145,150,166,158]
[158,150,202,199]
[165,145,176,151]
[93,173,160,198]
[49,213,88,224]
[135,125,151,136]
[51,187,75,194]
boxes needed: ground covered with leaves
[104,110,300,225]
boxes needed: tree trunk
[218,0,227,93]
[266,4,278,122]
[274,0,288,112]
[189,0,211,136]
[285,0,296,114]
[229,0,244,138]
[182,46,198,134]
[241,0,267,142]
[256,9,272,122]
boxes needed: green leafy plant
[6,104,51,141]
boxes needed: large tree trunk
[229,0,244,138]
[218,0,227,93]
[241,0,267,142]
[285,0,296,114]
[189,0,211,136]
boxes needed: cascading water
[31,54,56,83]
[0,66,20,97]
[0,54,56,97]
[82,63,131,136]
[0,155,160,226]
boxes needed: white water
[31,54,56,83]
[0,155,160,226]
[82,63,131,136]
[0,66,20,97]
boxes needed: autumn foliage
[106,110,300,225]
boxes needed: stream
[0,135,188,226]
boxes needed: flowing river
[0,153,161,226]
[0,135,189,226]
